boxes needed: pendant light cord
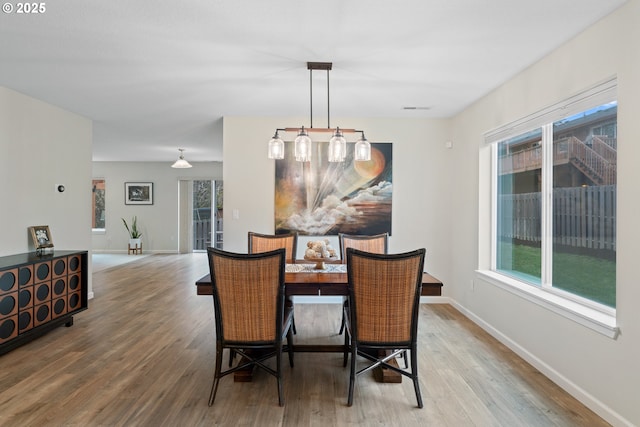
[309,67,333,129]
[309,68,313,128]
[327,69,330,129]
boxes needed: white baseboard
[449,300,632,427]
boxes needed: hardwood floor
[0,253,609,426]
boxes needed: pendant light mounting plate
[307,62,332,71]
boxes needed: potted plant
[122,216,142,250]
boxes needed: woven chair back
[208,248,285,342]
[339,233,388,263]
[248,232,298,264]
[347,248,425,343]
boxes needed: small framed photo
[125,182,153,205]
[30,225,54,249]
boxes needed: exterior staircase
[499,135,617,185]
[566,136,617,185]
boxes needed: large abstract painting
[275,141,392,236]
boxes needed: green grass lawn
[498,242,616,308]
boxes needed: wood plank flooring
[0,253,609,426]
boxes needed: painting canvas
[275,142,392,236]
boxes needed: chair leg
[228,349,236,367]
[338,298,347,335]
[276,345,284,406]
[286,325,295,368]
[343,309,350,367]
[208,345,224,406]
[286,297,297,335]
[400,350,408,369]
[347,343,357,406]
[410,346,423,408]
[343,326,349,367]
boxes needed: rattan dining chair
[249,231,299,334]
[338,233,388,335]
[342,247,426,408]
[248,231,298,264]
[206,247,294,407]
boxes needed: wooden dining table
[195,263,443,382]
[195,263,443,298]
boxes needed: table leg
[372,350,402,383]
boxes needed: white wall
[0,86,93,290]
[92,161,222,253]
[222,116,453,284]
[450,2,639,426]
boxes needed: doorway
[192,180,223,251]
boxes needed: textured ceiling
[0,0,626,162]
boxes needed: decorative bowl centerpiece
[303,239,338,269]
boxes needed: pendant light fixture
[354,133,371,161]
[268,131,284,159]
[171,148,193,168]
[294,126,312,162]
[268,62,371,162]
[328,127,347,162]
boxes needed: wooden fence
[193,219,211,250]
[498,185,616,251]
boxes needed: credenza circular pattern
[0,293,16,316]
[0,317,16,341]
[0,270,16,292]
[0,251,87,353]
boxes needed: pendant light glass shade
[268,131,284,159]
[328,127,347,162]
[354,134,371,161]
[268,62,370,162]
[171,149,193,168]
[294,127,312,162]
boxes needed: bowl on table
[303,255,338,270]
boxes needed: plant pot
[129,238,142,249]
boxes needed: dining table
[196,262,443,298]
[195,262,443,382]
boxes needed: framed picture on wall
[29,225,54,249]
[125,182,153,205]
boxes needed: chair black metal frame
[207,247,294,407]
[342,247,426,408]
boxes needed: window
[496,128,543,285]
[490,80,616,313]
[551,105,617,307]
[92,179,105,230]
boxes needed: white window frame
[92,178,106,234]
[479,77,619,339]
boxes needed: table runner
[286,263,346,273]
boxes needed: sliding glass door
[192,180,223,251]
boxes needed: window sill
[92,228,106,235]
[475,270,619,339]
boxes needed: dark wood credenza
[0,250,88,356]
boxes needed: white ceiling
[0,0,626,162]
